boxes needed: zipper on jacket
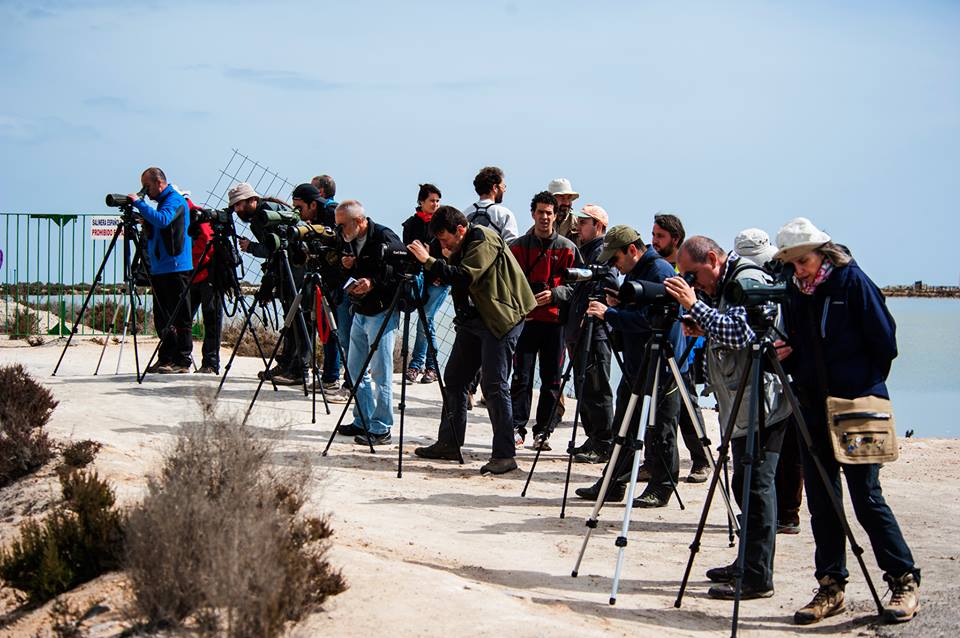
[821,295,831,339]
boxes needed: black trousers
[610,372,680,496]
[775,416,804,527]
[438,318,522,459]
[511,320,564,439]
[189,279,223,371]
[567,336,614,449]
[152,271,193,367]
[677,370,709,468]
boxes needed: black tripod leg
[521,353,576,496]
[218,296,259,395]
[94,295,123,375]
[675,352,753,608]
[397,309,412,478]
[416,296,464,465]
[723,455,735,547]
[53,224,122,376]
[767,352,884,614]
[560,320,596,517]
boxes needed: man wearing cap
[649,213,711,483]
[663,235,791,600]
[565,204,617,463]
[463,166,520,243]
[509,191,579,449]
[575,225,684,508]
[546,178,580,245]
[129,167,193,373]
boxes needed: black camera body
[561,264,614,283]
[383,248,422,278]
[194,207,233,226]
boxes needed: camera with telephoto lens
[193,207,233,226]
[561,264,614,283]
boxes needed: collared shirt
[689,252,756,350]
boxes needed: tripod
[320,274,461,472]
[570,313,741,605]
[240,250,332,424]
[53,213,146,378]
[673,327,883,637]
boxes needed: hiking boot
[777,521,801,535]
[405,368,421,383]
[574,447,610,464]
[336,423,367,437]
[271,371,303,386]
[706,563,739,583]
[322,380,341,392]
[420,369,439,384]
[687,464,710,483]
[574,479,625,503]
[633,488,670,508]
[883,572,919,623]
[354,431,391,446]
[529,437,551,452]
[414,442,461,461]
[794,576,846,625]
[480,457,518,475]
[157,364,190,374]
[194,366,218,374]
[257,366,282,380]
[146,361,169,374]
[708,582,774,600]
[327,388,352,403]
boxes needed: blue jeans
[409,283,449,371]
[799,403,919,585]
[348,309,399,435]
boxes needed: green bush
[2,307,40,339]
[0,364,57,486]
[0,470,124,605]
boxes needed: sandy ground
[0,338,958,637]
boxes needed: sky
[1,0,958,286]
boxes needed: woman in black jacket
[775,217,919,626]
[400,184,449,384]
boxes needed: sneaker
[794,576,846,625]
[687,464,710,483]
[777,522,801,535]
[420,369,438,384]
[414,442,460,461]
[708,582,775,600]
[529,437,551,452]
[706,563,738,583]
[354,432,391,446]
[514,430,525,448]
[405,368,421,383]
[271,371,303,386]
[195,366,218,374]
[574,448,610,464]
[322,380,341,392]
[883,572,919,623]
[575,480,625,503]
[480,457,518,475]
[633,489,670,508]
[157,364,190,374]
[257,366,282,380]
[336,423,367,437]
[327,388,352,404]
[146,361,169,373]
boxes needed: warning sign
[90,216,121,239]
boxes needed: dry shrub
[0,470,124,605]
[27,335,46,347]
[85,300,148,334]
[221,319,279,357]
[0,364,57,487]
[2,307,40,339]
[125,392,345,637]
[61,440,101,470]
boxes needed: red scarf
[416,209,432,224]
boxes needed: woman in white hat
[774,217,920,625]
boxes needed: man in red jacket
[509,191,579,449]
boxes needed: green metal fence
[0,211,155,338]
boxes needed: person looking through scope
[775,217,920,625]
[409,206,536,476]
[128,167,193,374]
[564,204,617,464]
[401,183,448,386]
[664,236,792,602]
[332,200,406,446]
[574,225,684,508]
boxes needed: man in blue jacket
[129,167,193,373]
[575,225,684,508]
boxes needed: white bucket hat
[228,182,261,207]
[734,228,779,267]
[547,177,579,199]
[773,217,831,262]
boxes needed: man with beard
[650,213,710,483]
[463,166,519,243]
[546,178,580,244]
